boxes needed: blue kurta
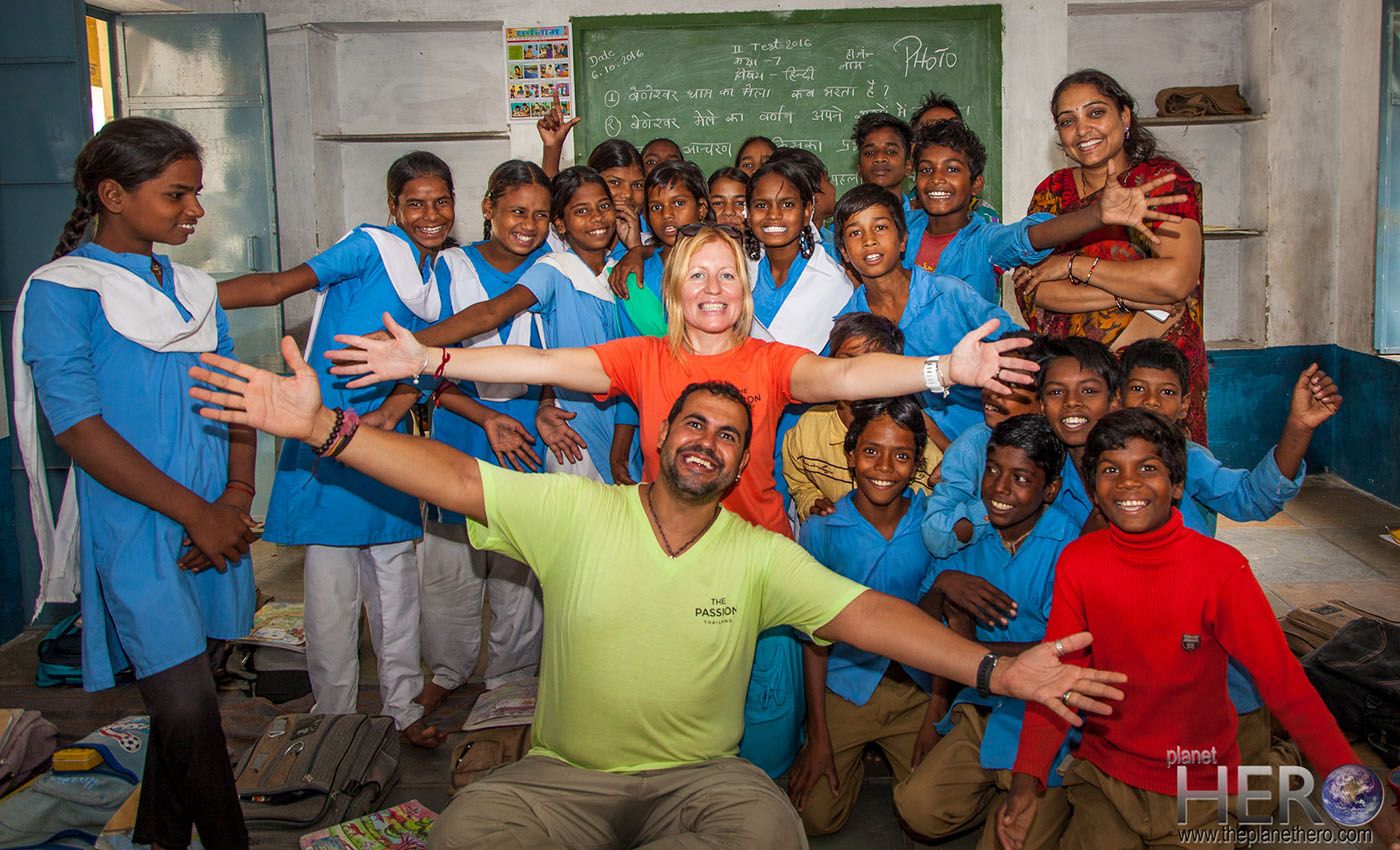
[22,243,255,689]
[921,422,993,559]
[838,267,1020,440]
[901,213,1054,304]
[930,504,1079,782]
[752,253,810,330]
[799,491,936,704]
[263,224,429,546]
[430,243,548,525]
[519,251,629,483]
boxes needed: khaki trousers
[800,676,928,835]
[428,755,807,850]
[893,703,1070,850]
[1059,757,1234,850]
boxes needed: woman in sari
[1015,68,1207,442]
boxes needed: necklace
[1000,526,1034,555]
[645,483,721,558]
[149,255,162,282]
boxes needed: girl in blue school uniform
[414,160,553,717]
[217,151,456,748]
[613,158,712,337]
[392,166,631,484]
[787,396,936,837]
[16,117,255,847]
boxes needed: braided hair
[52,117,202,260]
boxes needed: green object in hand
[618,273,668,337]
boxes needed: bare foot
[402,718,447,749]
[413,681,453,715]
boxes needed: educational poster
[505,25,574,122]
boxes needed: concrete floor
[2,474,1397,849]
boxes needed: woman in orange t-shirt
[330,225,1033,535]
[328,225,1037,776]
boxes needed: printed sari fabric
[1017,157,1207,443]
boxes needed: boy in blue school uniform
[895,415,1075,850]
[1115,338,1344,809]
[787,397,938,836]
[908,91,1002,224]
[902,120,1189,305]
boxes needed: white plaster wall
[184,0,1382,350]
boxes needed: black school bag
[233,713,400,829]
[1302,618,1400,764]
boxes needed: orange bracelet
[225,479,256,498]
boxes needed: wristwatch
[976,652,999,699]
[923,355,951,398]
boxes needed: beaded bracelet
[326,408,362,459]
[313,408,344,456]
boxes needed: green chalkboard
[573,6,1003,208]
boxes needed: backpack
[222,644,312,704]
[0,709,59,797]
[1302,618,1400,764]
[36,613,131,688]
[233,713,399,829]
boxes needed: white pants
[419,521,542,691]
[302,541,424,730]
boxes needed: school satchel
[233,713,400,829]
[1302,618,1400,764]
[450,724,532,790]
[0,709,58,797]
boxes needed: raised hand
[994,632,1126,726]
[325,313,431,389]
[1288,363,1342,430]
[608,246,648,299]
[537,90,581,149]
[536,404,587,465]
[483,411,542,472]
[944,320,1040,396]
[1097,161,1189,244]
[189,335,325,441]
[934,569,1018,628]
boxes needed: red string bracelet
[428,348,453,409]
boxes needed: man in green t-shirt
[191,340,1126,850]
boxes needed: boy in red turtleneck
[996,409,1399,850]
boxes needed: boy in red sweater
[998,409,1399,850]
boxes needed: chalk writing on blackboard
[892,36,957,77]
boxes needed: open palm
[945,320,1040,395]
[1098,163,1189,244]
[325,313,428,389]
[189,336,324,441]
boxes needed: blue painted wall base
[1207,344,1400,507]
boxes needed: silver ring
[1060,690,1074,706]
[1054,639,1065,657]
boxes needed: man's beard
[659,445,736,503]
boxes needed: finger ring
[1054,639,1065,657]
[1060,690,1074,706]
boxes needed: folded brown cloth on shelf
[1154,85,1252,117]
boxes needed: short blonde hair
[661,226,755,357]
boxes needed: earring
[483,219,493,241]
[799,225,814,259]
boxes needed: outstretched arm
[789,319,1037,404]
[816,589,1125,726]
[190,336,489,523]
[1027,165,1186,250]
[416,284,538,348]
[217,264,319,310]
[325,313,613,395]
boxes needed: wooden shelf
[1203,227,1265,239]
[1140,113,1266,127]
[314,131,509,142]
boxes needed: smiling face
[749,172,811,251]
[555,182,616,253]
[390,175,455,254]
[677,238,746,335]
[981,443,1059,539]
[736,139,775,175]
[708,176,748,228]
[859,126,911,190]
[642,139,683,175]
[646,181,708,248]
[658,390,750,502]
[600,164,645,214]
[1041,357,1116,448]
[847,414,918,511]
[839,202,905,280]
[981,380,1041,428]
[1121,367,1188,423]
[1091,436,1183,533]
[99,155,206,249]
[915,143,983,219]
[483,183,551,257]
[1054,82,1132,170]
